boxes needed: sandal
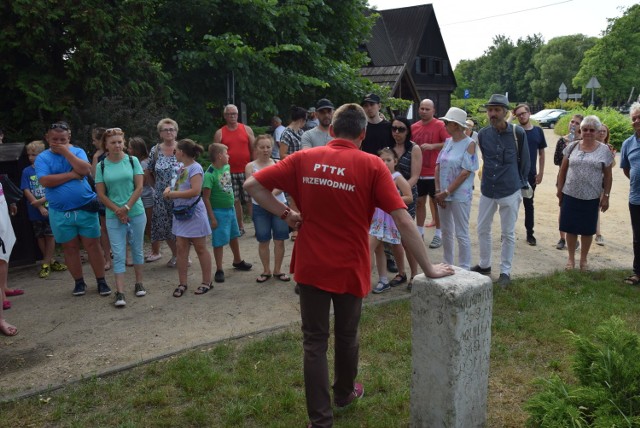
[389,273,407,287]
[256,274,272,283]
[5,289,24,297]
[173,284,187,297]
[273,273,291,282]
[195,283,213,295]
[624,275,640,285]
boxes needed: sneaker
[496,273,511,288]
[232,260,253,271]
[526,234,537,246]
[214,270,225,283]
[595,235,605,246]
[429,235,442,249]
[39,264,51,279]
[50,260,67,272]
[134,283,146,297]
[166,256,177,268]
[335,383,364,408]
[98,281,112,296]
[145,253,162,262]
[556,239,566,250]
[72,281,87,296]
[386,257,398,273]
[471,265,492,275]
[114,292,126,307]
[372,281,391,294]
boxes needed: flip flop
[195,283,213,295]
[256,274,272,283]
[2,300,10,310]
[624,275,640,285]
[0,320,18,337]
[273,273,291,282]
[5,289,24,297]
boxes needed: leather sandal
[173,284,187,297]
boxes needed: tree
[146,0,375,130]
[530,34,596,103]
[574,4,640,105]
[0,0,169,142]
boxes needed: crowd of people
[2,95,639,428]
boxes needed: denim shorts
[252,203,289,242]
[49,208,101,243]
[211,207,240,247]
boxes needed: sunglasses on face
[160,128,176,133]
[391,126,407,133]
[50,123,69,131]
[581,128,596,133]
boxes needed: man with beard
[472,94,530,288]
[301,99,334,149]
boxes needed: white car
[530,109,563,121]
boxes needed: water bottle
[567,124,576,142]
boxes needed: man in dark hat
[360,93,394,155]
[471,94,530,287]
[301,99,334,149]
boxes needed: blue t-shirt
[20,164,47,221]
[524,126,547,177]
[620,134,640,205]
[34,146,96,211]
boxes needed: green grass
[1,270,639,427]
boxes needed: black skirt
[560,193,599,236]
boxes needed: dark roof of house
[365,4,438,67]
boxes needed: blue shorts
[211,207,240,248]
[252,203,289,242]
[49,208,101,244]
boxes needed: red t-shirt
[411,119,449,177]
[221,123,251,173]
[253,139,406,298]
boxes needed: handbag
[173,196,201,221]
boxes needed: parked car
[530,109,563,121]
[538,110,568,128]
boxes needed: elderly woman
[557,115,614,271]
[434,107,479,270]
[389,116,422,288]
[146,118,181,266]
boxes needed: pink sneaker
[334,383,364,408]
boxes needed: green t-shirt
[95,155,145,218]
[203,164,234,209]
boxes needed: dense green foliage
[454,5,639,108]
[552,107,634,149]
[525,317,640,427]
[0,0,376,144]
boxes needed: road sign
[586,76,601,89]
[464,89,470,99]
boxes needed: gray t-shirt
[562,142,613,200]
[301,127,332,149]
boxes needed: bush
[451,98,493,128]
[553,107,634,150]
[544,100,583,111]
[525,317,640,427]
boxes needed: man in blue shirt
[620,102,640,285]
[35,122,111,297]
[472,94,530,287]
[513,103,547,246]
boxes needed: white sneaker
[114,292,126,307]
[145,253,162,262]
[134,283,146,297]
[595,235,605,246]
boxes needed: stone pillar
[410,269,493,428]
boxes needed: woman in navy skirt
[556,115,614,271]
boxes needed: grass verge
[1,269,639,427]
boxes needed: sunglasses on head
[105,127,123,136]
[50,123,69,131]
[391,126,407,133]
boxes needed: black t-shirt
[361,120,393,155]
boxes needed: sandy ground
[0,129,633,401]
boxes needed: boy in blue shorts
[21,140,67,278]
[35,122,111,297]
[203,143,252,283]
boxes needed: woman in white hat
[434,107,479,270]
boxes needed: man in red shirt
[213,104,255,233]
[244,103,454,428]
[411,99,450,248]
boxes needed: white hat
[439,107,468,128]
